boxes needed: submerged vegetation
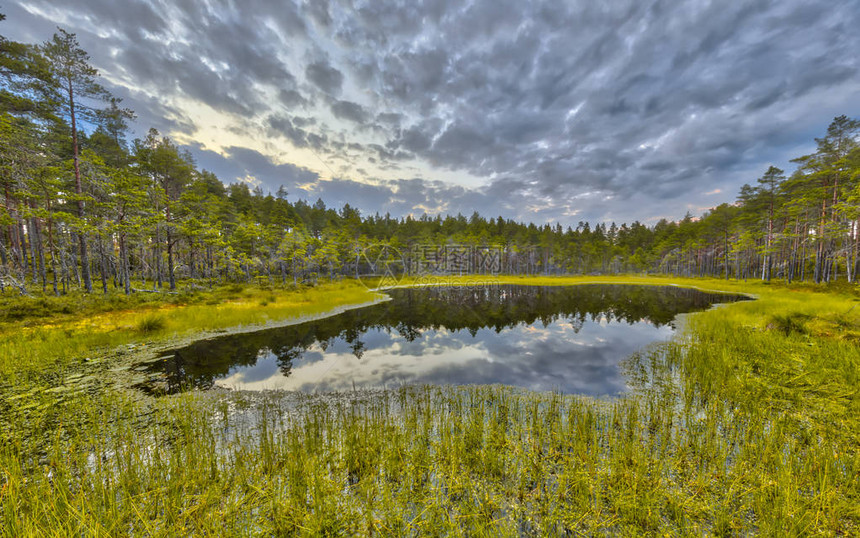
[1,276,858,535]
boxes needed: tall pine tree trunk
[120,234,131,295]
[28,204,46,290]
[154,222,162,289]
[0,227,7,267]
[17,218,28,277]
[68,78,92,293]
[98,235,108,294]
[47,215,58,296]
[165,203,176,291]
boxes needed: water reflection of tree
[145,285,745,393]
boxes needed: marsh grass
[0,281,383,381]
[135,313,167,334]
[1,276,859,535]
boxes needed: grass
[0,280,384,380]
[1,275,859,535]
[135,313,167,334]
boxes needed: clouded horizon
[3,0,858,225]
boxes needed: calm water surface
[140,285,746,396]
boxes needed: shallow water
[139,285,747,396]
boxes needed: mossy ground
[1,276,858,535]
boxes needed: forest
[2,22,860,295]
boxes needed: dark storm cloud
[278,89,307,108]
[189,145,499,218]
[7,0,859,224]
[302,0,332,29]
[330,100,369,124]
[305,60,343,96]
[191,144,320,188]
[266,114,309,148]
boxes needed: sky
[2,0,858,226]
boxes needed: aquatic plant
[1,276,857,535]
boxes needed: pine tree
[42,29,109,293]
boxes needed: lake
[139,284,747,396]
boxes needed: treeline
[2,20,859,294]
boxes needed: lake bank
[2,276,858,534]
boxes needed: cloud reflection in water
[142,285,746,396]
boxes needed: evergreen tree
[42,29,109,293]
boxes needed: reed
[1,276,858,535]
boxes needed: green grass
[135,313,167,334]
[1,275,859,535]
[0,280,384,380]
